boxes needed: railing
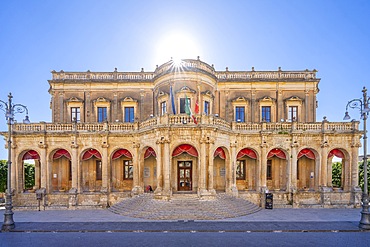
[154,59,216,77]
[216,71,316,81]
[9,117,357,135]
[52,71,154,81]
[139,118,157,129]
[51,59,317,82]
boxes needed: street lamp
[0,93,30,231]
[343,86,370,229]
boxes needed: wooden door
[178,161,192,191]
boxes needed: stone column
[113,93,118,121]
[260,136,268,192]
[228,142,238,196]
[208,142,216,194]
[277,90,283,121]
[154,140,163,194]
[351,139,362,206]
[39,144,47,191]
[71,143,79,190]
[251,89,256,122]
[85,92,91,122]
[101,142,109,193]
[351,142,360,189]
[199,138,207,195]
[59,92,64,122]
[320,142,329,190]
[131,143,142,195]
[162,138,171,197]
[290,144,298,192]
[305,90,309,122]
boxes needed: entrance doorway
[178,161,192,191]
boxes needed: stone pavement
[0,208,367,232]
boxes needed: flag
[185,94,197,124]
[195,94,199,115]
[170,85,176,114]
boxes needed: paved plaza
[0,207,366,232]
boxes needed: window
[235,106,245,122]
[124,160,133,179]
[124,107,135,122]
[236,160,245,180]
[261,106,271,122]
[69,160,72,181]
[204,101,210,115]
[297,161,300,180]
[97,107,107,122]
[267,160,272,180]
[161,101,167,116]
[96,160,102,180]
[71,107,80,122]
[180,98,190,114]
[288,106,298,122]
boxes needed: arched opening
[81,149,102,192]
[297,148,316,191]
[328,149,346,190]
[143,147,157,192]
[172,144,198,192]
[213,147,226,191]
[267,148,287,191]
[111,148,133,192]
[21,150,40,192]
[236,148,257,191]
[51,149,71,192]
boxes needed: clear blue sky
[0,0,369,159]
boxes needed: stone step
[109,193,261,220]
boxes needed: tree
[0,160,35,192]
[24,163,35,189]
[0,160,7,193]
[332,162,342,188]
[359,160,370,192]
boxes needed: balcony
[8,115,359,135]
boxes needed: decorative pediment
[67,97,83,102]
[94,97,110,103]
[176,86,196,94]
[232,96,249,103]
[201,90,214,98]
[258,96,276,102]
[284,96,304,102]
[122,97,137,102]
[158,91,168,97]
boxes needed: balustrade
[8,118,356,135]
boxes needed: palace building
[4,58,362,209]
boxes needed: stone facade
[2,58,363,209]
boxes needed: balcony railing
[51,59,317,82]
[9,115,359,135]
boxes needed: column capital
[38,143,48,149]
[71,144,79,149]
[132,143,140,149]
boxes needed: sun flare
[155,31,200,64]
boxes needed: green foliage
[24,163,35,189]
[0,160,35,192]
[332,162,342,187]
[359,160,370,192]
[0,160,7,193]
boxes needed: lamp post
[0,93,30,231]
[343,86,370,229]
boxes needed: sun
[155,31,200,64]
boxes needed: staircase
[108,193,261,220]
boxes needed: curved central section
[153,59,217,117]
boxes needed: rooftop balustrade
[51,59,317,82]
